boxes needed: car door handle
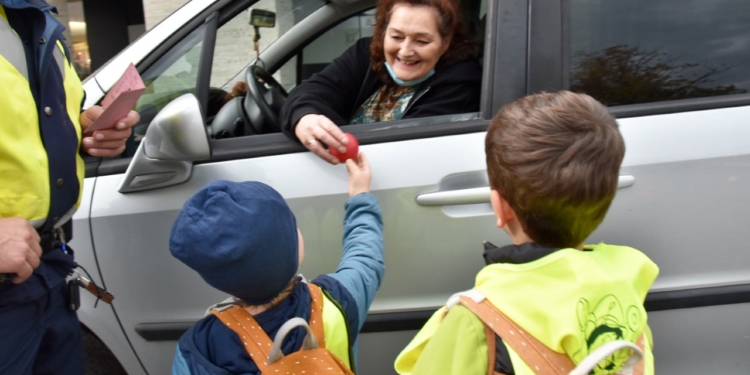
[416,175,635,206]
[416,187,490,206]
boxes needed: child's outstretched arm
[315,153,385,332]
[339,153,384,327]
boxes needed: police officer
[0,1,139,373]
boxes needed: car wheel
[82,326,127,375]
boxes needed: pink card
[86,63,145,134]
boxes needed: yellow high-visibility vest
[396,243,658,375]
[321,288,353,369]
[0,6,85,227]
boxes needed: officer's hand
[0,218,42,284]
[80,106,139,157]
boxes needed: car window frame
[95,0,517,176]
[529,0,750,118]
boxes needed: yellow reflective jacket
[395,243,659,375]
[0,5,85,228]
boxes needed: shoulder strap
[211,306,273,372]
[459,296,645,375]
[307,283,326,348]
[459,296,573,374]
[634,334,645,375]
[484,323,500,375]
[210,285,335,372]
[211,283,325,372]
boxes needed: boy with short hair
[169,154,383,374]
[395,91,659,375]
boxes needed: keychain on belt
[66,270,115,311]
[57,228,115,311]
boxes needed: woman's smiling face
[384,4,448,82]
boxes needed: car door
[86,0,512,374]
[527,0,750,373]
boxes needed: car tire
[82,326,127,375]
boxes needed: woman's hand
[295,114,350,164]
[346,153,371,196]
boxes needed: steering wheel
[244,65,288,134]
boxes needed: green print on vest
[573,295,642,374]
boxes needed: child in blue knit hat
[169,153,383,375]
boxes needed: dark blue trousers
[0,281,83,375]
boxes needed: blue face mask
[385,61,435,87]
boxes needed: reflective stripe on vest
[52,39,65,81]
[0,13,27,80]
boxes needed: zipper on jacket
[403,87,431,115]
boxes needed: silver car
[72,0,750,374]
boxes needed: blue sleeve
[325,193,385,330]
[171,344,190,375]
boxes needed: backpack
[211,283,354,375]
[452,290,645,375]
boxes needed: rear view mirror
[249,9,275,28]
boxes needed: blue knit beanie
[169,180,298,304]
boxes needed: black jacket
[280,37,482,139]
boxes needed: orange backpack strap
[459,295,646,375]
[633,334,646,375]
[307,283,326,348]
[211,306,273,371]
[459,295,574,374]
[484,323,500,375]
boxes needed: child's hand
[345,153,371,196]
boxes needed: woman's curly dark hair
[370,0,477,84]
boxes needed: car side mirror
[249,9,275,28]
[119,94,211,193]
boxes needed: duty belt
[39,229,63,255]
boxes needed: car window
[281,0,488,90]
[95,0,494,176]
[568,0,750,107]
[121,1,326,157]
[275,0,487,128]
[124,24,206,157]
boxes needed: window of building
[568,0,750,106]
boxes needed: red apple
[329,133,359,162]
